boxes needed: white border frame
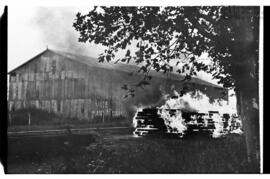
[0,0,266,177]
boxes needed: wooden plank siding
[8,50,127,121]
[8,49,228,122]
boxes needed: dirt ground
[7,128,257,174]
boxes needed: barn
[8,48,227,123]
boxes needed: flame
[157,91,189,137]
[212,113,226,138]
[132,90,243,138]
[132,107,143,137]
[227,114,243,134]
[158,109,187,137]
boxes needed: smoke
[32,7,102,56]
[180,91,236,114]
[161,90,198,113]
[122,83,168,120]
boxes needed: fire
[132,107,142,128]
[157,91,190,137]
[158,109,187,137]
[132,90,243,138]
[132,107,144,137]
[212,113,225,138]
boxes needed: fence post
[9,113,12,126]
[28,112,31,126]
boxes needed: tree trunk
[236,89,260,172]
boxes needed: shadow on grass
[7,132,258,174]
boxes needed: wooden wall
[8,50,227,121]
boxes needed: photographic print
[2,3,262,174]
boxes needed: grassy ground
[7,130,258,174]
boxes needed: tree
[73,6,260,171]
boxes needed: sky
[8,6,101,72]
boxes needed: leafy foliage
[73,6,259,94]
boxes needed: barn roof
[9,48,225,90]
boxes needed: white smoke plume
[31,7,103,56]
[179,90,237,114]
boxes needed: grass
[7,132,258,174]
